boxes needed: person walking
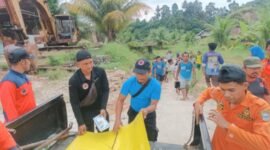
[175,52,196,100]
[202,43,224,87]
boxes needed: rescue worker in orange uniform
[261,40,270,92]
[194,65,270,150]
[0,48,36,122]
[0,121,19,150]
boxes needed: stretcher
[6,95,212,150]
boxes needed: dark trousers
[205,75,219,87]
[156,74,164,82]
[82,109,109,132]
[127,107,158,142]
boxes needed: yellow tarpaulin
[67,112,150,150]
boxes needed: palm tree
[257,11,270,45]
[206,17,235,47]
[65,0,149,41]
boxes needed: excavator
[0,0,78,48]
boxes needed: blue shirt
[179,61,193,80]
[154,61,166,75]
[249,45,265,60]
[202,51,224,76]
[120,76,161,112]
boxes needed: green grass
[38,69,69,80]
[94,42,140,71]
[46,51,77,66]
[149,37,249,66]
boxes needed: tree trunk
[108,29,113,41]
[91,31,98,44]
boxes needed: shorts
[156,74,164,82]
[180,78,191,89]
[196,64,201,70]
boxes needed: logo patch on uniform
[21,89,27,95]
[238,107,254,121]
[138,60,145,66]
[261,110,270,121]
[82,83,89,90]
[217,101,224,111]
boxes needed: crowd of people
[1,27,270,150]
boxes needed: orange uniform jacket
[197,87,270,150]
[0,121,17,150]
[0,70,36,122]
[261,59,270,92]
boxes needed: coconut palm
[65,0,149,41]
[257,12,270,45]
[206,17,235,47]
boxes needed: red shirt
[0,121,16,150]
[0,70,36,122]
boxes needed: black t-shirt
[68,67,109,125]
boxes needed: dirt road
[0,70,217,146]
[156,78,216,145]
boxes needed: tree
[184,32,196,47]
[205,2,218,23]
[160,5,171,21]
[153,5,161,21]
[171,3,179,16]
[65,0,149,41]
[257,11,270,44]
[147,27,170,48]
[229,1,240,12]
[206,17,235,46]
[47,0,60,15]
[182,0,205,33]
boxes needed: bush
[98,42,140,71]
[48,56,61,66]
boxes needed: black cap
[208,43,217,51]
[133,59,151,74]
[8,48,33,64]
[218,65,246,84]
[76,50,92,62]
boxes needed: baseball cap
[8,48,33,64]
[76,50,92,62]
[243,57,261,68]
[133,59,151,74]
